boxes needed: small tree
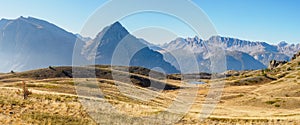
[17,81,32,99]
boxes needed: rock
[292,51,300,60]
[268,60,288,69]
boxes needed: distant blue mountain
[0,16,79,72]
[0,17,299,73]
[161,36,299,71]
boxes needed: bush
[264,68,271,72]
[275,104,280,107]
[265,100,276,105]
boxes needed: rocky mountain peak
[82,22,179,73]
[278,41,288,47]
[101,22,128,35]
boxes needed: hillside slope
[204,51,300,123]
[0,17,83,72]
[1,57,300,124]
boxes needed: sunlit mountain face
[0,17,299,73]
[0,17,78,72]
[160,36,299,71]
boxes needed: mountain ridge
[161,35,299,67]
[82,21,179,74]
[0,16,81,72]
[0,16,299,73]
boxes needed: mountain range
[0,16,299,73]
[159,36,300,72]
[0,17,178,73]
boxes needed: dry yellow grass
[0,56,300,124]
[0,87,96,125]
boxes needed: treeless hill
[0,65,179,91]
[194,51,300,123]
[1,52,300,124]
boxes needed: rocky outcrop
[292,51,300,60]
[268,60,287,69]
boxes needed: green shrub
[264,68,271,72]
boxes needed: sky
[0,0,299,44]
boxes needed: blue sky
[0,0,299,44]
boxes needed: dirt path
[0,87,105,102]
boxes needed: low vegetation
[0,54,300,124]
